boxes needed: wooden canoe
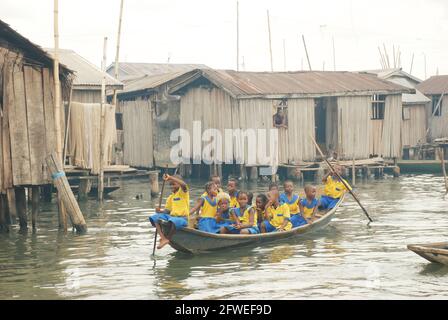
[407,242,448,265]
[159,195,345,254]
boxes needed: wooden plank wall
[0,47,63,189]
[72,89,102,104]
[121,99,153,168]
[68,102,117,173]
[380,94,402,158]
[402,104,427,147]
[428,97,448,139]
[337,96,372,159]
[180,86,316,165]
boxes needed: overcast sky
[1,0,447,80]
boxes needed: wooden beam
[302,35,312,71]
[267,10,273,72]
[112,0,124,106]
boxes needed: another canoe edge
[159,195,345,254]
[407,243,448,265]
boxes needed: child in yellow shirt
[150,174,189,249]
[261,190,292,233]
[320,165,351,209]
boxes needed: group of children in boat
[149,165,350,249]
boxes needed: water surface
[0,175,447,299]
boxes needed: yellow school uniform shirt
[280,193,300,215]
[239,206,257,227]
[200,195,218,218]
[229,192,240,208]
[266,203,292,230]
[324,176,351,199]
[165,186,190,217]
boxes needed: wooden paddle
[152,165,179,256]
[310,135,373,223]
[152,165,168,256]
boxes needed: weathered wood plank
[9,64,32,185]
[42,68,57,163]
[24,66,46,185]
[1,61,15,191]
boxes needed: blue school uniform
[197,195,219,233]
[149,213,188,229]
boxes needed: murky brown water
[1,174,448,300]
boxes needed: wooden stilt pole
[53,0,67,231]
[439,148,448,194]
[15,187,27,231]
[267,10,273,72]
[46,152,87,233]
[302,35,312,71]
[236,1,239,71]
[112,0,124,106]
[31,186,39,231]
[6,189,17,224]
[0,194,8,233]
[99,37,108,202]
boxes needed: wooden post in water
[149,171,160,197]
[15,187,27,231]
[6,189,17,224]
[46,152,87,233]
[0,194,8,233]
[31,186,39,231]
[98,37,108,202]
[439,147,448,194]
[352,156,356,186]
[249,167,258,181]
[78,179,91,201]
[53,0,67,231]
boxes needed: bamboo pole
[332,36,336,71]
[99,37,108,202]
[283,39,286,71]
[62,87,73,165]
[383,44,390,68]
[46,152,87,233]
[410,53,414,74]
[310,134,373,223]
[53,0,67,231]
[112,0,124,106]
[267,10,273,72]
[236,1,239,71]
[302,35,312,71]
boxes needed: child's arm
[215,208,224,222]
[230,209,241,226]
[189,198,204,215]
[164,174,188,192]
[322,172,331,184]
[278,219,289,232]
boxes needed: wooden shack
[110,63,206,168]
[45,49,123,171]
[166,69,412,169]
[0,20,72,231]
[417,76,448,141]
[363,69,430,158]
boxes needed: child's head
[304,185,317,199]
[256,194,268,209]
[333,165,344,177]
[217,192,231,211]
[268,182,279,192]
[169,174,184,192]
[247,192,254,205]
[205,181,218,197]
[283,180,294,194]
[237,191,249,208]
[268,189,280,202]
[210,175,222,189]
[227,178,238,193]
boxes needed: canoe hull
[160,196,343,254]
[407,243,448,266]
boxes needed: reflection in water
[0,175,448,299]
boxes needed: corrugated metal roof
[361,69,429,105]
[0,19,72,77]
[195,69,413,98]
[107,62,208,82]
[118,70,195,96]
[46,49,123,89]
[417,76,448,95]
